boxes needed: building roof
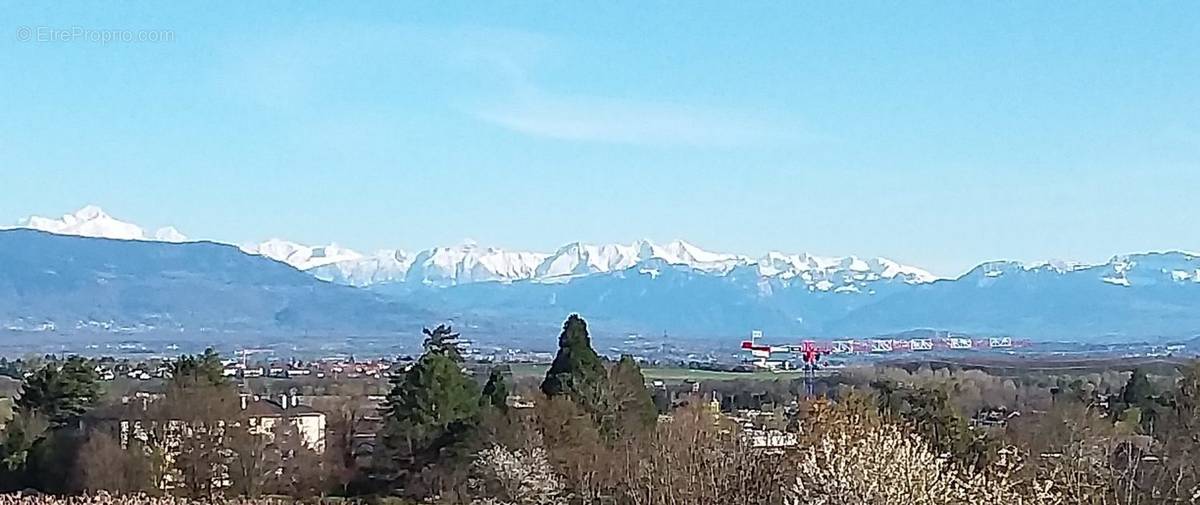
[243,399,322,418]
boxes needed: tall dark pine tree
[541,314,609,416]
[1117,367,1161,433]
[422,324,463,361]
[480,368,510,412]
[1121,368,1155,408]
[380,324,480,483]
[608,355,658,436]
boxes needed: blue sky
[2,2,1198,277]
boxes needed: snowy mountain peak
[308,248,413,286]
[72,205,109,221]
[405,244,547,285]
[750,252,937,289]
[10,205,187,243]
[658,239,745,267]
[1029,259,1086,273]
[240,239,363,271]
[153,226,189,243]
[961,252,1200,289]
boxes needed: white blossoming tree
[470,436,565,505]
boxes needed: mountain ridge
[9,206,940,291]
[0,228,429,336]
[7,206,1200,343]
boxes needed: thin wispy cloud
[475,93,806,148]
[208,22,809,149]
[213,23,550,112]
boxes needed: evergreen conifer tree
[380,324,480,481]
[421,324,463,361]
[15,356,100,428]
[169,347,227,389]
[1121,368,1155,407]
[541,314,609,417]
[4,357,99,491]
[480,368,510,412]
[1118,368,1161,433]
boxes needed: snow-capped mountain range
[6,206,939,292]
[5,206,189,243]
[240,239,364,271]
[9,206,1200,299]
[6,206,1200,341]
[310,239,941,292]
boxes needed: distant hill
[0,229,428,336]
[825,255,1200,341]
[379,254,1200,342]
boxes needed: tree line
[0,350,339,498]
[2,315,1200,504]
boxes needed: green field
[505,363,806,383]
